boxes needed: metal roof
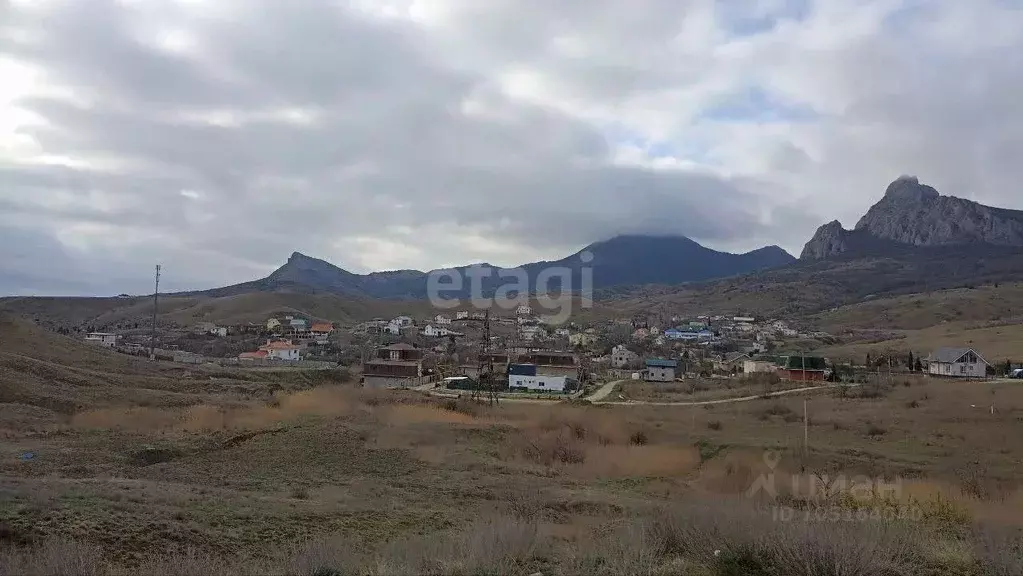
[928,347,985,364]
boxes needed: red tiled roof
[310,323,334,333]
[261,342,300,351]
[239,350,269,359]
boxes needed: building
[288,318,308,333]
[518,350,578,377]
[611,345,639,369]
[362,343,424,388]
[569,333,597,347]
[743,360,776,374]
[455,311,470,320]
[516,304,532,316]
[520,325,547,342]
[717,352,751,372]
[239,350,269,361]
[508,373,568,393]
[645,359,677,382]
[259,340,301,361]
[927,348,990,378]
[434,314,452,325]
[84,332,118,348]
[266,318,282,332]
[776,356,827,381]
[422,324,455,337]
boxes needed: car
[1011,369,1023,379]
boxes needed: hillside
[193,234,795,299]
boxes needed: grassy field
[613,377,814,403]
[814,320,1023,364]
[2,316,1023,575]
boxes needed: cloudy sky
[1,0,1021,295]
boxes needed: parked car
[1011,368,1023,379]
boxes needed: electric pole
[150,264,160,360]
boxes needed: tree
[1004,359,1014,376]
[914,358,923,372]
[907,351,914,371]
[866,353,872,367]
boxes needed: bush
[629,430,649,445]
[865,424,887,437]
[707,420,722,431]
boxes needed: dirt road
[592,383,853,407]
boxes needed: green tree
[907,351,914,370]
[914,358,923,372]
[1004,359,1013,376]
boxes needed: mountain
[801,176,1023,260]
[196,235,796,299]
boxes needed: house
[516,304,532,316]
[210,326,227,337]
[611,345,639,369]
[392,316,414,327]
[84,332,118,348]
[422,324,454,337]
[733,316,756,323]
[927,348,990,378]
[434,314,452,325]
[238,350,269,361]
[266,318,282,332]
[717,352,750,372]
[260,340,302,361]
[569,333,597,347]
[520,325,547,342]
[288,318,308,333]
[644,359,677,382]
[508,373,569,393]
[310,322,334,335]
[194,321,217,335]
[743,360,776,374]
[776,356,827,382]
[362,343,424,388]
[554,328,571,338]
[517,351,578,377]
[455,311,470,320]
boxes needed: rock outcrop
[801,176,1023,260]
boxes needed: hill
[193,234,795,299]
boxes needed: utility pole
[149,264,161,360]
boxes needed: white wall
[508,374,566,392]
[645,366,675,382]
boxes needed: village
[77,303,1023,399]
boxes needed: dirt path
[583,379,625,402]
[592,383,854,407]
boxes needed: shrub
[707,420,722,431]
[290,486,310,499]
[629,430,649,445]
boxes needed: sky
[1,0,1022,295]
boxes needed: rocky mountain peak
[856,177,1023,246]
[799,220,851,260]
[882,175,940,203]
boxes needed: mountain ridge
[801,176,1023,260]
[189,234,797,299]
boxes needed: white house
[520,325,547,342]
[384,322,403,335]
[392,316,413,327]
[260,340,301,361]
[611,345,639,369]
[927,347,990,378]
[84,332,118,347]
[455,311,469,320]
[266,318,282,332]
[434,314,452,325]
[554,328,571,338]
[422,325,454,337]
[516,304,532,316]
[508,374,567,393]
